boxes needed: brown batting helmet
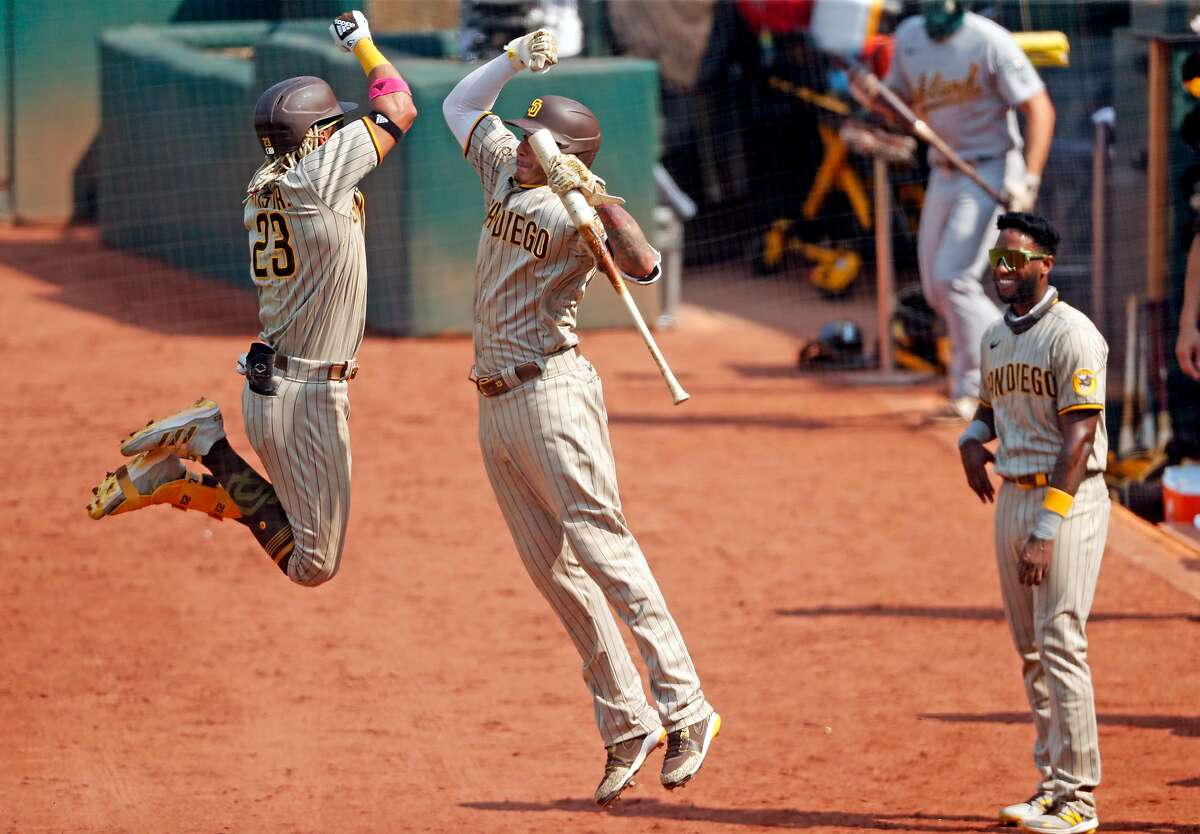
[254,76,356,157]
[504,95,602,166]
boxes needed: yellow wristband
[1042,487,1074,517]
[354,39,388,75]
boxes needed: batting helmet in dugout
[505,95,602,166]
[797,319,869,369]
[254,76,357,157]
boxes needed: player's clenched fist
[548,154,624,207]
[1003,172,1041,213]
[329,10,372,52]
[506,29,558,73]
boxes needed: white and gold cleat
[88,448,241,521]
[119,397,225,460]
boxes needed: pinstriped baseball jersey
[459,111,714,746]
[465,115,595,375]
[981,288,1110,817]
[980,293,1109,476]
[237,116,383,586]
[244,117,380,363]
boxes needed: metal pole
[1091,117,1108,334]
[874,155,894,373]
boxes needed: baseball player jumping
[86,11,415,585]
[959,212,1109,834]
[441,28,720,806]
[886,1,1056,420]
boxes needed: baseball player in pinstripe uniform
[442,29,720,807]
[958,213,1108,834]
[887,1,1055,420]
[87,11,415,586]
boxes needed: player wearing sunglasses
[958,212,1109,834]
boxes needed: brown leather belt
[1002,472,1049,489]
[475,362,542,397]
[274,353,359,381]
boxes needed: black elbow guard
[368,111,406,143]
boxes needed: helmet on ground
[504,95,602,166]
[797,319,867,369]
[254,76,356,158]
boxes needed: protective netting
[3,0,1199,468]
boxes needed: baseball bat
[850,67,1009,207]
[1136,299,1155,451]
[1117,293,1138,457]
[527,129,690,405]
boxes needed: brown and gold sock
[201,437,294,573]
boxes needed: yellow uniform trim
[1057,403,1104,415]
[361,115,383,163]
[1043,487,1074,517]
[463,111,491,157]
[353,39,388,74]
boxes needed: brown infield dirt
[2,225,1199,834]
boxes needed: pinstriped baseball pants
[994,474,1109,813]
[478,351,713,745]
[242,358,353,587]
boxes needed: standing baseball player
[887,0,1056,420]
[441,29,719,806]
[86,11,415,585]
[959,212,1108,834]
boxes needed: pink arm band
[369,76,411,100]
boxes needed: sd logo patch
[1071,368,1097,396]
[527,98,543,117]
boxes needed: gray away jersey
[244,117,381,362]
[980,297,1108,477]
[465,115,597,375]
[887,12,1044,164]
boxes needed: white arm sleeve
[442,55,520,151]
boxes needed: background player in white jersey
[87,11,415,585]
[441,29,720,807]
[958,212,1108,834]
[887,1,1055,420]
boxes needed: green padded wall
[98,24,267,281]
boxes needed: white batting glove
[548,154,625,207]
[329,10,372,53]
[505,29,558,74]
[1003,172,1041,213]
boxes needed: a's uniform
[456,111,714,745]
[980,288,1109,815]
[241,117,381,584]
[888,12,1045,401]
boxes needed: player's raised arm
[442,29,557,151]
[329,10,416,160]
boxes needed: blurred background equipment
[796,318,869,370]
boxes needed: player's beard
[997,271,1044,311]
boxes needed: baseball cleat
[1000,794,1055,826]
[1018,804,1098,834]
[660,711,721,790]
[594,726,666,808]
[120,397,225,460]
[88,448,242,521]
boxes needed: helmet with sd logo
[504,95,601,166]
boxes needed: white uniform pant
[917,152,1022,399]
[477,350,712,745]
[242,359,353,587]
[994,474,1109,813]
